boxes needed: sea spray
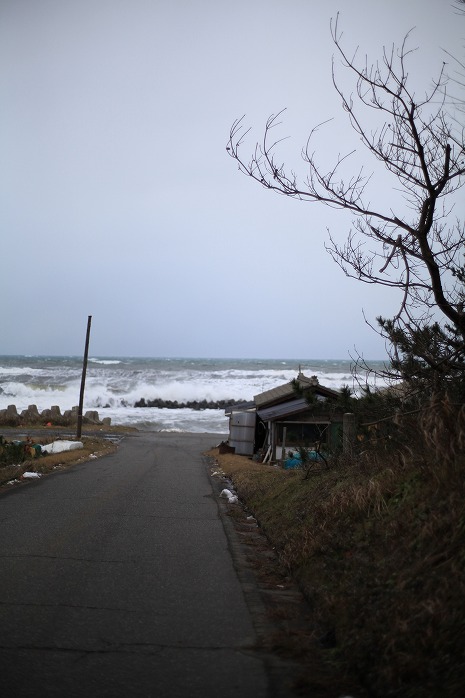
[0,356,387,433]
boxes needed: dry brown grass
[207,426,465,697]
[0,434,118,488]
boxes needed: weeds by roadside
[0,435,117,488]
[208,402,465,697]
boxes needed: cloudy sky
[1,0,464,360]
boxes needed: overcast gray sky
[1,0,464,359]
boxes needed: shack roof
[224,400,255,416]
[254,372,339,408]
[257,397,310,421]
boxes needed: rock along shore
[133,398,243,410]
[0,404,110,427]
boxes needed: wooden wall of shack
[226,374,344,461]
[260,410,344,461]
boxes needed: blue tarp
[284,451,325,469]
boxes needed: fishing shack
[226,372,343,461]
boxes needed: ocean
[0,356,387,434]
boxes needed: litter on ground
[220,488,238,504]
[41,440,83,455]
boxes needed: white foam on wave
[0,380,80,412]
[0,366,49,377]
[79,367,302,408]
[101,406,229,434]
[89,358,122,365]
[0,357,388,433]
[0,367,376,414]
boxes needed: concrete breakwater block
[0,404,110,427]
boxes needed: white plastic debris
[42,440,83,454]
[220,488,233,498]
[220,488,238,504]
[22,472,41,479]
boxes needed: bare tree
[444,2,465,126]
[227,15,465,391]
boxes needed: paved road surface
[0,431,272,697]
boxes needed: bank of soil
[208,448,364,698]
[208,446,465,698]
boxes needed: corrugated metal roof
[224,400,255,416]
[257,397,310,420]
[254,383,294,407]
[254,373,339,407]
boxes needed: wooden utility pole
[77,315,92,440]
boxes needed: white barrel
[229,411,255,456]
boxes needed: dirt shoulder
[206,447,363,698]
[0,425,135,489]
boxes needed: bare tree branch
[227,14,465,386]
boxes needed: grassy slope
[210,448,465,697]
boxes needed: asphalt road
[0,431,272,698]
